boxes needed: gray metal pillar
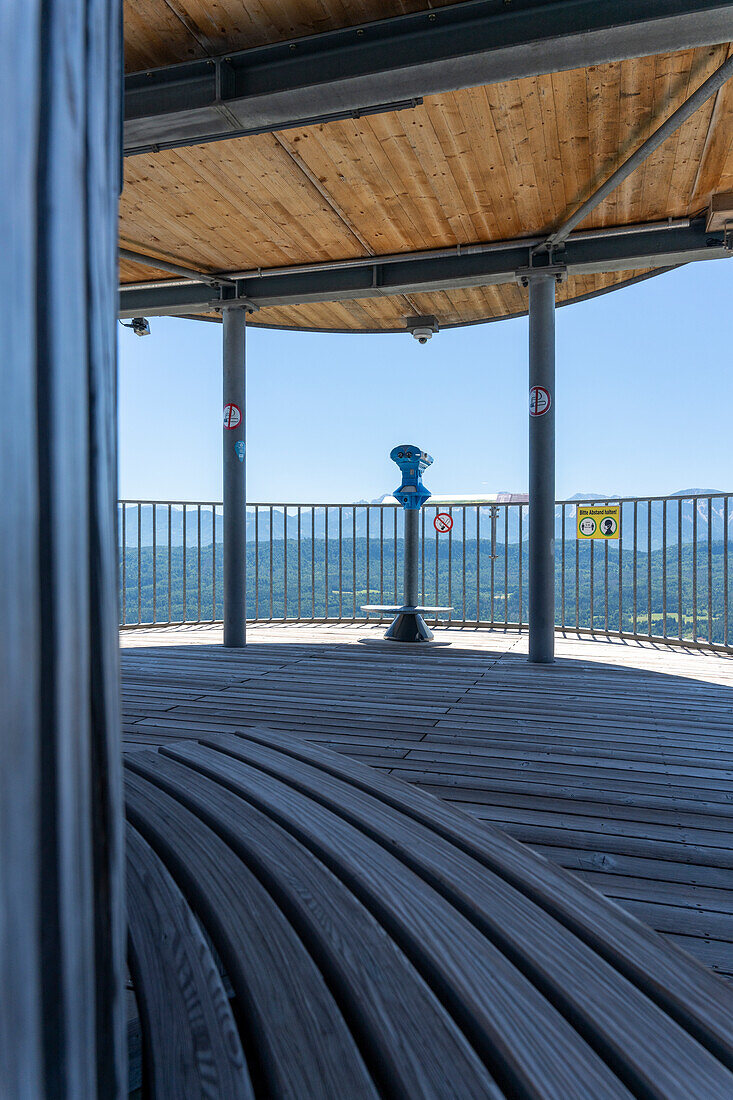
[385,509,433,642]
[528,274,556,663]
[404,509,419,608]
[222,306,247,647]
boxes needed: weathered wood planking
[124,729,733,1097]
[126,824,252,1098]
[121,624,733,979]
[124,730,733,1100]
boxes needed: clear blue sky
[118,259,733,504]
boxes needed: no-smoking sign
[434,512,453,533]
[529,386,551,417]
[223,403,241,430]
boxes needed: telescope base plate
[384,610,434,644]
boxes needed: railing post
[222,305,247,647]
[528,273,556,663]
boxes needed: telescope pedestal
[384,608,434,643]
[385,509,433,642]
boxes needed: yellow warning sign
[577,505,620,540]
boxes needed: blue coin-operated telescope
[391,444,433,509]
[362,443,452,643]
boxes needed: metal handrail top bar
[118,492,733,508]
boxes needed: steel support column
[528,275,556,663]
[222,306,247,647]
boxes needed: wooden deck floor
[121,624,733,981]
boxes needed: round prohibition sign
[529,386,551,417]
[434,512,453,533]
[223,403,241,430]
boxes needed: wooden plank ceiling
[120,1,733,331]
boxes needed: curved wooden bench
[124,728,733,1099]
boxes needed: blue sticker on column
[235,441,245,462]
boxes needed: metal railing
[118,493,733,652]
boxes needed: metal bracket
[405,314,439,334]
[214,297,259,313]
[515,264,568,288]
[213,59,242,132]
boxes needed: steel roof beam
[119,219,730,317]
[124,0,733,156]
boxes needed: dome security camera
[411,327,433,344]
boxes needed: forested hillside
[120,537,732,645]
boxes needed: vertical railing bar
[462,507,467,623]
[269,506,274,621]
[420,507,424,611]
[284,507,288,622]
[725,495,730,649]
[254,506,259,620]
[352,507,357,621]
[575,510,579,632]
[325,507,329,622]
[394,509,398,604]
[137,502,142,626]
[476,505,480,624]
[704,497,708,642]
[632,501,637,637]
[297,506,302,621]
[122,504,127,626]
[197,504,201,623]
[182,505,187,624]
[692,498,698,643]
[381,507,385,614]
[212,506,217,622]
[339,506,343,621]
[647,499,652,638]
[662,498,667,639]
[167,505,171,624]
[504,506,509,628]
[604,522,609,634]
[152,502,157,623]
[311,506,315,620]
[431,508,435,611]
[561,503,566,630]
[118,504,122,625]
[585,528,589,633]
[517,503,521,629]
[677,498,682,642]
[448,506,453,623]
[149,503,155,624]
[519,506,524,629]
[618,501,623,638]
[490,507,495,626]
[366,506,370,613]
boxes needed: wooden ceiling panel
[123,0,466,72]
[271,44,727,250]
[691,45,733,206]
[119,27,733,331]
[120,135,369,269]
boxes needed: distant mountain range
[120,489,731,549]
